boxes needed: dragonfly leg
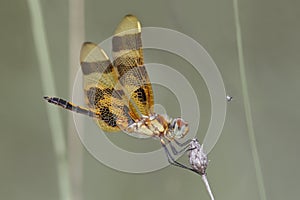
[169,141,191,156]
[173,138,192,147]
[160,139,199,175]
[167,138,194,156]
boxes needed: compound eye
[176,118,188,129]
[176,119,185,130]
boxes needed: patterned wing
[112,14,154,119]
[80,42,134,132]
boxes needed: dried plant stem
[68,1,85,200]
[201,174,215,200]
[233,1,267,200]
[27,0,71,200]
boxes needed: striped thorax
[124,114,189,141]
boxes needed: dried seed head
[188,138,208,175]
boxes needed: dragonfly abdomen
[44,96,98,118]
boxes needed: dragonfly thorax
[124,114,189,141]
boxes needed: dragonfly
[44,14,193,169]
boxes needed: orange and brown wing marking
[112,14,154,119]
[80,42,134,132]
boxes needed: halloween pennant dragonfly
[44,14,192,169]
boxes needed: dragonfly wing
[112,14,154,119]
[80,42,134,132]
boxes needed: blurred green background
[1,0,299,200]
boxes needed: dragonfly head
[166,118,189,140]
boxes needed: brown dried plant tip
[188,138,208,175]
[188,139,215,200]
